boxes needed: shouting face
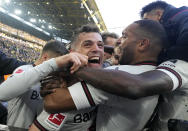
[74,32,104,68]
[118,23,140,65]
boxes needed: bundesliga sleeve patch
[45,113,67,130]
[15,69,24,73]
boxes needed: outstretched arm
[75,67,173,99]
[75,60,188,99]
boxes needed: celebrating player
[32,19,168,131]
[29,24,104,131]
[0,40,88,129]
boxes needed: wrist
[74,66,87,76]
[55,54,69,68]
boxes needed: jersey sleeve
[0,58,58,101]
[34,110,67,131]
[156,59,188,90]
[68,81,111,110]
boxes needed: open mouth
[88,56,100,64]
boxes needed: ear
[41,53,49,61]
[138,39,150,52]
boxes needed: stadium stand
[0,33,40,63]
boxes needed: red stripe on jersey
[34,119,48,131]
[134,61,157,66]
[157,66,182,88]
[81,81,96,106]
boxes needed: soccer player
[72,2,188,130]
[35,20,168,131]
[0,51,26,124]
[0,40,88,129]
[29,25,104,131]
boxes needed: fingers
[41,76,58,85]
[40,89,55,97]
[55,52,88,73]
[41,80,62,90]
[70,53,82,74]
[69,53,88,74]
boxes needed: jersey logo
[30,90,40,100]
[45,113,66,129]
[15,69,23,74]
[74,110,96,123]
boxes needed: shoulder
[106,65,156,74]
[13,64,33,74]
[157,59,188,90]
[157,59,187,70]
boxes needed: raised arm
[0,53,88,101]
[0,59,58,101]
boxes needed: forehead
[106,37,117,41]
[78,32,102,43]
[105,37,117,44]
[143,12,152,19]
[122,23,138,35]
[142,10,157,19]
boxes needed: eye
[98,42,104,48]
[83,41,92,48]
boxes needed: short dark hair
[134,19,169,49]
[102,32,119,44]
[140,1,168,18]
[71,24,101,49]
[42,40,68,55]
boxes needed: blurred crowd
[0,33,40,63]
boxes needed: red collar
[134,61,157,66]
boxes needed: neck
[34,59,42,66]
[130,57,157,65]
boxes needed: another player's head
[140,1,169,22]
[70,24,104,68]
[118,19,168,65]
[102,32,119,61]
[35,40,68,65]
[102,32,119,47]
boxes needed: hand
[55,52,88,74]
[40,73,67,97]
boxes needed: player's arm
[75,68,171,99]
[43,81,108,113]
[0,53,88,101]
[75,60,186,99]
[0,58,58,101]
[44,88,76,113]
